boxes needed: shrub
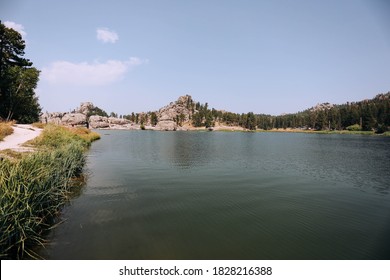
[375,124,388,134]
[346,124,362,131]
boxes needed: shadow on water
[374,217,390,259]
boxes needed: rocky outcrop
[41,111,89,127]
[108,117,130,126]
[88,115,110,128]
[88,116,133,129]
[155,120,177,131]
[310,103,334,112]
[40,102,132,129]
[40,96,197,131]
[155,95,194,131]
[40,112,65,125]
[61,113,87,126]
[76,102,94,115]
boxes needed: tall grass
[0,122,14,141]
[0,125,99,259]
[30,124,100,149]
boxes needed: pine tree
[0,21,41,122]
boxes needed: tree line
[190,93,390,132]
[262,93,390,132]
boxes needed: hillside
[262,92,390,132]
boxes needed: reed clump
[0,124,99,259]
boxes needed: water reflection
[163,132,266,170]
[162,132,211,168]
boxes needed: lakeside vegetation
[0,124,99,259]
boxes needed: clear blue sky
[1,0,389,115]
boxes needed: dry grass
[0,149,24,161]
[32,122,46,129]
[67,127,101,142]
[0,121,15,141]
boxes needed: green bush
[346,124,362,131]
[375,124,388,134]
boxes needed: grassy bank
[0,125,100,259]
[0,122,14,141]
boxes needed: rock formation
[155,95,194,131]
[41,111,88,126]
[61,113,87,126]
[40,95,197,130]
[40,102,131,129]
[310,102,334,112]
[40,112,64,125]
[75,102,94,115]
[88,115,110,129]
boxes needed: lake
[39,131,390,259]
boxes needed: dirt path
[0,124,43,152]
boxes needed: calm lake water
[40,131,390,259]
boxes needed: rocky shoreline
[40,95,246,132]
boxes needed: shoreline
[95,125,390,136]
[2,123,387,155]
[255,128,389,136]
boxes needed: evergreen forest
[190,93,390,133]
